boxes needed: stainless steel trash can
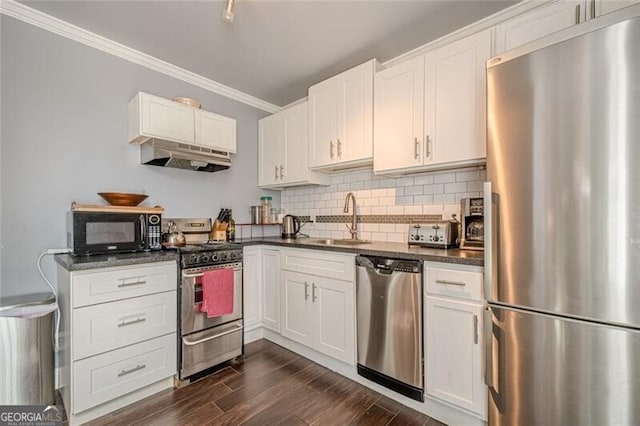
[0,292,56,405]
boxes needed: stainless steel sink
[309,238,371,246]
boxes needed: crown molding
[0,0,281,113]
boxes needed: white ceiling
[22,0,518,107]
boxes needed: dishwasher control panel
[408,221,459,249]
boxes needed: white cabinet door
[373,55,425,173]
[282,102,308,183]
[424,29,491,166]
[262,248,281,332]
[195,110,237,153]
[308,80,338,168]
[139,93,194,143]
[258,114,284,187]
[242,247,262,329]
[311,276,355,365]
[425,296,486,419]
[494,1,583,55]
[280,271,313,347]
[593,0,639,16]
[337,62,374,164]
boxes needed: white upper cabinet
[258,102,329,189]
[494,1,584,55]
[195,110,237,153]
[374,29,491,174]
[128,92,237,153]
[425,29,491,167]
[373,55,425,172]
[309,59,377,171]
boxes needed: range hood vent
[140,139,231,172]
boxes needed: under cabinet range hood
[140,139,231,172]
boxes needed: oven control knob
[231,252,237,258]
[222,253,228,260]
[201,254,209,262]
[212,254,219,261]
[433,235,439,242]
[190,254,198,264]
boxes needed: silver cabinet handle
[117,278,147,288]
[275,165,279,179]
[484,306,493,387]
[312,283,317,302]
[118,364,146,377]
[436,279,466,287]
[330,140,334,159]
[426,135,432,158]
[118,316,146,327]
[590,0,595,19]
[182,323,243,346]
[474,315,479,344]
[280,165,285,178]
[304,281,309,301]
[484,182,493,302]
[337,139,342,159]
[575,4,581,24]
[414,137,420,159]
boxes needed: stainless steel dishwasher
[356,255,423,402]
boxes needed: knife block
[211,219,228,241]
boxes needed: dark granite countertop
[55,251,179,271]
[237,237,484,267]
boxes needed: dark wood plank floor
[88,339,447,426]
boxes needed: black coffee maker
[460,198,484,250]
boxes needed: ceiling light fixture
[222,0,235,23]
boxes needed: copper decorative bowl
[98,192,148,206]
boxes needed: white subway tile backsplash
[414,195,433,204]
[456,170,480,182]
[281,167,484,243]
[387,205,404,215]
[444,182,467,193]
[434,172,456,183]
[423,184,444,194]
[414,175,435,185]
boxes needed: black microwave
[67,210,162,255]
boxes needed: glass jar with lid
[260,196,272,224]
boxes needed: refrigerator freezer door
[487,305,640,425]
[486,16,640,327]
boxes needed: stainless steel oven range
[168,218,244,382]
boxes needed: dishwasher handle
[356,255,422,274]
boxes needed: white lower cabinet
[58,261,177,425]
[262,248,281,332]
[242,247,262,329]
[278,248,356,365]
[424,263,486,420]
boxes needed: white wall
[0,16,279,297]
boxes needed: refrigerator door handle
[483,182,493,302]
[484,305,494,388]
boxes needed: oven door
[181,262,243,335]
[181,319,243,378]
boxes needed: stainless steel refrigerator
[485,6,640,425]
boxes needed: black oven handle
[139,214,146,250]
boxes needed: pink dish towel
[200,268,234,318]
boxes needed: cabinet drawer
[73,333,176,414]
[425,266,483,301]
[73,291,176,360]
[280,249,355,282]
[73,262,177,307]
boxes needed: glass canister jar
[260,196,272,224]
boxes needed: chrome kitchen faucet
[344,192,358,240]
